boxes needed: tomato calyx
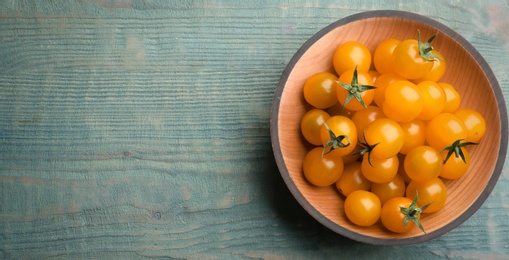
[400,192,431,234]
[322,123,351,157]
[417,30,443,62]
[354,134,379,167]
[441,139,478,164]
[337,66,376,109]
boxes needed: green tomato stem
[441,139,478,164]
[337,66,376,109]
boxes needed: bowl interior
[274,12,505,244]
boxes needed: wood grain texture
[1,0,508,259]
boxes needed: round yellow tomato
[300,109,331,146]
[406,177,447,213]
[392,39,434,80]
[344,190,381,227]
[404,146,442,182]
[383,80,424,122]
[361,154,399,184]
[303,72,339,109]
[426,113,467,151]
[333,41,372,75]
[364,118,405,159]
[454,108,486,142]
[303,147,344,187]
[373,38,401,74]
[381,197,421,233]
[440,148,470,180]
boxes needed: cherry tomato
[344,190,381,227]
[371,174,406,205]
[404,146,442,182]
[406,177,447,213]
[413,50,446,83]
[302,147,344,187]
[426,113,467,151]
[398,119,426,154]
[440,148,470,180]
[351,106,386,143]
[380,197,418,233]
[454,108,486,142]
[392,38,434,80]
[416,81,446,121]
[361,154,399,184]
[320,116,358,157]
[439,82,461,113]
[333,41,372,75]
[374,38,401,75]
[303,72,339,109]
[337,69,375,111]
[364,118,404,159]
[382,80,424,122]
[336,162,372,196]
[373,73,406,107]
[300,109,331,146]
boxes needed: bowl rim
[270,9,508,245]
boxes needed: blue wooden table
[1,1,508,259]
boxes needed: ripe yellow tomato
[361,154,399,184]
[382,80,424,122]
[364,118,405,159]
[303,147,344,187]
[404,146,442,182]
[454,108,486,142]
[380,197,419,233]
[300,109,331,146]
[303,72,339,109]
[392,39,434,80]
[406,177,447,213]
[373,38,401,74]
[344,190,381,227]
[333,41,372,75]
[426,113,467,151]
[440,148,470,180]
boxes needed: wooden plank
[1,0,508,258]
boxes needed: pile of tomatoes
[300,31,486,233]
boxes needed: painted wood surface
[1,0,508,259]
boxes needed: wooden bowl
[270,10,508,245]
